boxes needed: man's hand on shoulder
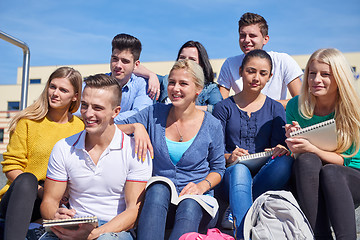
[147,72,160,100]
[133,123,154,160]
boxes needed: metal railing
[0,30,30,110]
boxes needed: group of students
[0,11,359,240]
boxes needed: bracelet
[204,179,212,189]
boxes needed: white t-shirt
[47,127,152,222]
[217,51,303,100]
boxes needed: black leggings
[0,172,40,240]
[293,152,360,240]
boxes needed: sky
[0,0,359,85]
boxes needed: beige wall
[1,52,359,112]
[292,52,360,71]
[0,111,17,153]
[15,64,110,85]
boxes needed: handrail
[0,30,30,110]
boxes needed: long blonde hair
[299,48,360,156]
[8,67,82,132]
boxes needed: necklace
[174,122,183,142]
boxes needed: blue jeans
[39,220,134,240]
[222,155,293,239]
[137,182,216,240]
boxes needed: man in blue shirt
[110,33,153,123]
[75,34,153,122]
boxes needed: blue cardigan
[120,103,226,194]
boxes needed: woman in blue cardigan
[119,59,225,240]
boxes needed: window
[30,78,41,84]
[0,129,4,143]
[8,101,20,111]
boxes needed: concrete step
[0,154,359,238]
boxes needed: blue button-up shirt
[75,73,153,122]
[114,74,153,123]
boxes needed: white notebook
[227,150,274,171]
[42,216,98,232]
[289,119,337,151]
[146,176,219,218]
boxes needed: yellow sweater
[0,116,84,197]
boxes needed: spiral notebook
[43,216,98,232]
[227,150,274,172]
[289,119,337,151]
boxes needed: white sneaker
[221,206,234,229]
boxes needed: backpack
[179,228,235,240]
[243,190,314,240]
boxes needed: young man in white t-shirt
[40,74,152,240]
[217,12,303,108]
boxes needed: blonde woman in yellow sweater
[0,67,84,240]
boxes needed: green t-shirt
[286,96,360,169]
